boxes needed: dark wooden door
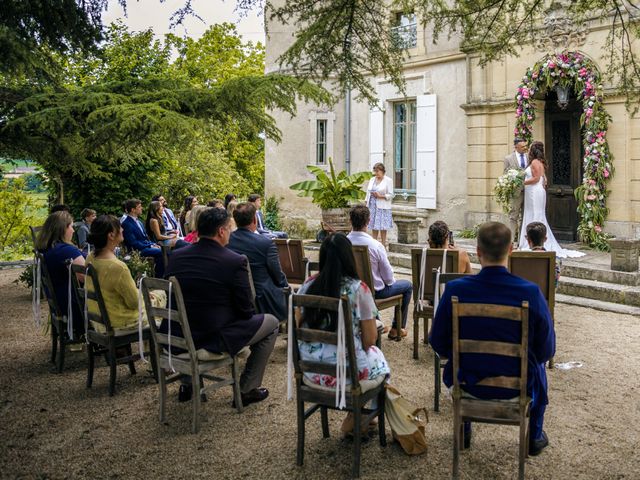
[544,96,582,241]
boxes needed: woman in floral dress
[297,233,390,434]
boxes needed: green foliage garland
[514,51,614,251]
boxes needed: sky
[102,0,266,44]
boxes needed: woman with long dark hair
[36,211,85,336]
[518,141,584,257]
[85,215,149,330]
[179,195,198,234]
[297,233,390,433]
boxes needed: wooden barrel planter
[321,208,351,233]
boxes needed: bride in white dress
[518,141,585,259]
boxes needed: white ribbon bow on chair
[137,274,147,362]
[417,247,428,312]
[286,291,294,401]
[32,255,41,328]
[67,261,74,340]
[433,249,448,313]
[335,298,347,410]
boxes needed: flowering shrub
[514,51,614,250]
[494,169,525,213]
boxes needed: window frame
[393,100,417,193]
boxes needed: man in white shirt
[347,204,413,340]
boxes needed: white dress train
[518,166,585,259]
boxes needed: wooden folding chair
[35,252,83,372]
[509,251,556,367]
[451,297,531,480]
[432,272,472,412]
[410,248,460,359]
[292,293,387,478]
[351,245,400,343]
[71,263,158,395]
[274,238,309,289]
[141,276,244,434]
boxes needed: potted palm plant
[289,158,370,232]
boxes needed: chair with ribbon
[351,245,399,346]
[508,251,557,368]
[140,276,244,434]
[35,251,83,372]
[273,238,309,290]
[450,297,531,480]
[410,248,460,359]
[289,293,387,479]
[431,272,472,412]
[72,263,158,395]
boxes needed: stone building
[265,1,640,241]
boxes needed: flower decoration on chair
[514,51,614,251]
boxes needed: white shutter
[369,108,384,168]
[416,94,437,209]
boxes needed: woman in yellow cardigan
[85,215,146,332]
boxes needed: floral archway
[514,51,614,250]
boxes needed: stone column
[395,218,421,244]
[608,239,640,272]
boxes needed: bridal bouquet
[494,169,525,213]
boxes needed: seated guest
[145,201,189,249]
[152,194,182,237]
[36,211,85,336]
[248,194,288,239]
[227,200,239,232]
[50,204,70,213]
[297,232,390,434]
[525,222,561,287]
[224,193,237,209]
[429,222,555,455]
[207,199,224,208]
[179,195,198,234]
[347,204,412,340]
[76,208,96,250]
[428,220,473,274]
[164,207,279,405]
[228,202,288,321]
[85,215,154,331]
[183,205,208,244]
[121,198,165,277]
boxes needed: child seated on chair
[525,222,561,288]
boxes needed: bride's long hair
[528,141,546,168]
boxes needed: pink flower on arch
[522,88,530,99]
[594,225,602,233]
[548,61,556,69]
[604,169,610,178]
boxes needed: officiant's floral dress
[297,276,390,387]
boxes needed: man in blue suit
[247,194,288,239]
[430,222,555,456]
[121,198,165,277]
[228,202,288,321]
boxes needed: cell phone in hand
[448,231,454,246]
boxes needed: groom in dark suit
[120,198,165,277]
[228,202,289,321]
[503,138,528,243]
[430,222,555,456]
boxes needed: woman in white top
[364,162,394,247]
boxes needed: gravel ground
[1,268,639,479]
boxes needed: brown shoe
[387,328,398,340]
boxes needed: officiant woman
[364,162,394,248]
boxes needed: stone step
[557,276,640,307]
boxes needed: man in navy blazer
[164,207,278,405]
[247,194,288,239]
[121,198,165,277]
[430,222,555,456]
[228,202,288,321]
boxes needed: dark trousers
[140,246,164,278]
[375,279,413,328]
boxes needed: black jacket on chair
[228,228,288,321]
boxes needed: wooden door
[544,95,582,241]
